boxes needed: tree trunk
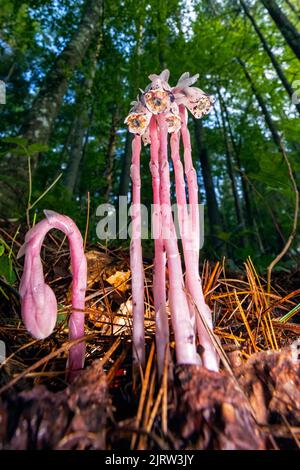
[238,58,282,152]
[118,131,132,197]
[194,119,222,246]
[240,0,300,116]
[65,37,102,197]
[220,96,254,229]
[261,0,300,60]
[104,111,119,201]
[283,0,300,20]
[284,0,300,20]
[218,92,244,228]
[0,0,103,216]
[22,0,103,168]
[157,0,168,69]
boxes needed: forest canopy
[1,0,300,270]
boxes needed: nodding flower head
[142,69,173,115]
[142,89,172,115]
[125,70,214,140]
[165,112,181,133]
[124,97,151,135]
[18,230,57,339]
[146,69,172,92]
[186,93,214,118]
[172,72,215,119]
[125,112,151,135]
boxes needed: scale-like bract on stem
[18,210,87,381]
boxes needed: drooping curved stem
[179,106,218,371]
[18,210,87,381]
[156,114,198,365]
[130,135,145,368]
[149,116,169,377]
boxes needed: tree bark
[240,0,300,116]
[218,92,244,228]
[238,58,282,152]
[22,0,103,168]
[220,96,254,229]
[0,0,103,216]
[283,0,300,20]
[65,37,102,197]
[157,0,168,69]
[194,119,222,246]
[118,131,132,197]
[261,0,300,60]
[104,110,119,201]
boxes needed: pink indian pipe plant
[125,70,217,373]
[130,135,146,368]
[149,116,168,377]
[156,114,199,365]
[17,210,87,381]
[170,123,218,371]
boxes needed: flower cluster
[124,70,214,144]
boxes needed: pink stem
[17,210,87,381]
[157,114,198,365]
[179,106,218,371]
[179,106,200,256]
[130,135,145,367]
[149,116,169,377]
[169,131,196,330]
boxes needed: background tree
[0,0,299,271]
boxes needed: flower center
[153,98,162,106]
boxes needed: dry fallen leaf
[85,250,112,286]
[106,270,131,293]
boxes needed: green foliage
[0,0,299,270]
[0,241,16,285]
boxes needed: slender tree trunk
[104,110,119,200]
[194,119,222,246]
[283,0,300,19]
[1,0,103,216]
[64,111,90,197]
[238,58,282,152]
[218,93,244,228]
[261,0,300,60]
[118,131,132,197]
[65,37,102,197]
[220,97,254,228]
[22,0,103,168]
[240,0,300,116]
[157,0,168,69]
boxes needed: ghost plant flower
[125,70,218,375]
[125,70,218,374]
[142,69,172,114]
[17,210,87,381]
[172,72,215,119]
[124,98,151,135]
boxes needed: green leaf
[216,231,231,241]
[0,255,16,285]
[56,311,67,325]
[1,136,28,146]
[0,244,4,256]
[27,143,49,155]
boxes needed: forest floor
[0,222,300,450]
